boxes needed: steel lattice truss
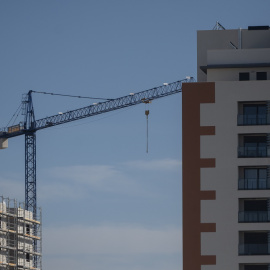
[25,133,36,215]
[0,78,193,139]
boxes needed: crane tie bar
[31,90,114,101]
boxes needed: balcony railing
[238,114,270,126]
[238,146,270,158]
[238,178,270,190]
[239,243,270,255]
[239,211,270,223]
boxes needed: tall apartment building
[0,196,42,270]
[182,26,270,270]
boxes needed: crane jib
[0,78,193,139]
[34,80,185,130]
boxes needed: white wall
[200,80,270,269]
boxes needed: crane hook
[141,98,152,154]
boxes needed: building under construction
[0,196,41,270]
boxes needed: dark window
[244,265,269,270]
[238,135,269,157]
[240,232,269,255]
[242,168,268,189]
[245,232,268,244]
[239,198,270,222]
[244,168,267,181]
[257,72,267,80]
[26,253,30,262]
[239,72,250,81]
[242,104,267,125]
[26,224,30,235]
[244,136,266,147]
[243,136,267,157]
[244,200,267,211]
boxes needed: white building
[0,196,41,270]
[182,26,270,270]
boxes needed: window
[239,231,269,255]
[26,224,30,235]
[244,265,269,270]
[257,72,267,80]
[239,199,269,223]
[245,231,267,243]
[238,135,268,157]
[242,104,267,125]
[244,200,267,212]
[244,136,267,155]
[238,102,268,126]
[239,167,269,189]
[239,72,250,81]
[26,253,30,262]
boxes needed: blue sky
[0,1,269,269]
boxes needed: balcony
[239,243,270,255]
[238,178,270,190]
[238,146,270,157]
[238,102,268,126]
[238,114,270,126]
[239,211,270,223]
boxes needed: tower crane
[0,77,194,217]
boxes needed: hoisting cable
[31,90,114,101]
[142,98,151,153]
[145,109,149,153]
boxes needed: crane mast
[22,91,38,216]
[0,77,194,216]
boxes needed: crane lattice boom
[0,78,192,139]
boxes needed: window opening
[239,72,250,81]
[257,72,267,80]
[244,232,268,244]
[244,199,267,212]
[26,253,30,262]
[243,135,267,157]
[243,104,267,125]
[244,264,269,270]
[26,224,30,235]
[244,167,267,189]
